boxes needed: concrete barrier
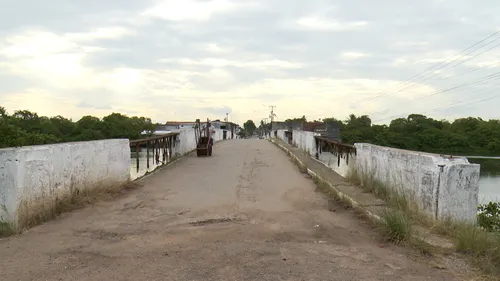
[0,139,131,229]
[274,130,480,222]
[274,129,355,178]
[355,143,480,222]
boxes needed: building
[303,122,342,142]
[271,120,342,142]
[164,121,198,131]
[212,119,240,139]
[271,120,303,131]
[143,120,240,139]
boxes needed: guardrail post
[146,140,150,169]
[136,143,140,172]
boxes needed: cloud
[77,101,112,110]
[294,17,368,31]
[140,0,261,22]
[1,0,500,125]
[340,52,370,60]
[198,105,233,117]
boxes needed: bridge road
[0,139,459,281]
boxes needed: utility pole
[269,105,276,131]
[263,117,269,138]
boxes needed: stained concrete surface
[0,140,464,280]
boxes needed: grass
[271,137,500,279]
[10,182,141,236]
[380,208,412,243]
[454,224,500,276]
[0,222,15,237]
[349,168,500,278]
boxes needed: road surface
[0,140,462,280]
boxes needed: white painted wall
[274,129,355,177]
[355,143,480,221]
[0,140,131,228]
[274,130,479,221]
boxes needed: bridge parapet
[355,143,479,222]
[130,132,178,173]
[273,129,355,178]
[0,139,131,230]
[274,129,480,222]
[0,127,231,231]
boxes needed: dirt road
[0,140,461,280]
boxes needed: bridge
[0,127,479,280]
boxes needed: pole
[269,105,276,131]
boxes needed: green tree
[0,107,159,148]
[243,120,257,136]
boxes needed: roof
[212,120,240,127]
[165,121,197,125]
[303,122,324,132]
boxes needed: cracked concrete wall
[0,139,131,226]
[355,143,480,222]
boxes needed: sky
[1,0,500,125]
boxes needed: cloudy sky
[1,0,500,125]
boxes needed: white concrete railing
[0,139,131,228]
[274,129,480,222]
[274,129,355,178]
[355,143,480,221]
[0,128,233,229]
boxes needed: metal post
[146,141,150,169]
[136,143,140,172]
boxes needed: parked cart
[195,118,213,157]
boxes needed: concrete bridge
[0,128,479,280]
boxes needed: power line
[353,30,500,107]
[369,70,500,117]
[372,79,500,123]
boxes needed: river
[468,157,500,204]
[130,150,169,180]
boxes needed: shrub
[478,202,500,232]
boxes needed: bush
[478,202,500,232]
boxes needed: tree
[0,106,7,118]
[0,106,160,148]
[243,120,257,136]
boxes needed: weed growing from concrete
[380,208,412,243]
[349,167,500,278]
[454,223,500,276]
[0,222,15,237]
[14,182,141,235]
[271,138,500,279]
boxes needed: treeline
[0,106,155,149]
[292,114,500,155]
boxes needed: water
[130,149,170,180]
[467,157,500,204]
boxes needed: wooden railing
[130,132,179,172]
[314,136,356,166]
